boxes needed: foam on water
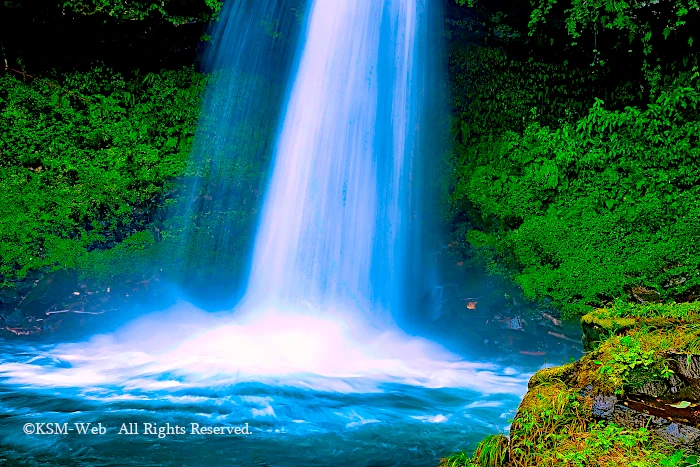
[0,302,527,395]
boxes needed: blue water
[170,0,302,301]
[244,0,432,319]
[0,373,523,466]
[0,334,531,466]
[0,298,576,466]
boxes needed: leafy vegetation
[441,384,692,467]
[3,0,224,25]
[448,0,700,318]
[445,0,700,464]
[0,65,284,304]
[455,73,700,317]
[0,67,206,288]
[0,0,300,307]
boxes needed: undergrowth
[0,67,205,287]
[441,303,700,466]
[439,381,697,467]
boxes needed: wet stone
[591,394,616,419]
[612,403,700,454]
[579,384,594,398]
[4,310,26,327]
[668,353,700,381]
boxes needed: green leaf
[668,401,692,409]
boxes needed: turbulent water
[0,301,540,466]
[0,1,573,466]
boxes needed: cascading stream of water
[245,0,426,323]
[170,0,301,302]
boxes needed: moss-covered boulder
[441,302,700,466]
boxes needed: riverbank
[442,302,700,466]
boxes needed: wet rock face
[668,353,700,383]
[665,353,700,401]
[622,352,700,401]
[592,394,616,419]
[593,355,700,453]
[0,269,167,339]
[612,404,700,453]
[583,389,700,454]
[534,355,700,454]
[3,310,26,327]
[583,362,700,455]
[632,372,687,399]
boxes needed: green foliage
[454,70,700,317]
[447,3,700,465]
[446,42,597,247]
[68,68,281,293]
[604,301,700,320]
[444,302,700,466]
[525,0,700,97]
[0,67,206,287]
[663,452,700,467]
[56,0,223,24]
[584,303,700,393]
[594,334,674,394]
[529,0,699,53]
[439,451,473,467]
[470,434,509,467]
[438,436,511,467]
[449,44,590,144]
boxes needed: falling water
[170,0,302,303]
[244,0,433,322]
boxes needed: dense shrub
[452,72,700,316]
[0,67,206,287]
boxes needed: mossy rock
[581,309,637,351]
[444,303,700,465]
[527,363,576,389]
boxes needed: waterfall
[171,0,301,303]
[0,9,535,462]
[244,0,434,323]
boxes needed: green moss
[579,303,700,396]
[527,363,575,388]
[446,302,700,466]
[446,369,685,466]
[582,303,700,353]
[605,302,700,320]
[581,312,638,330]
